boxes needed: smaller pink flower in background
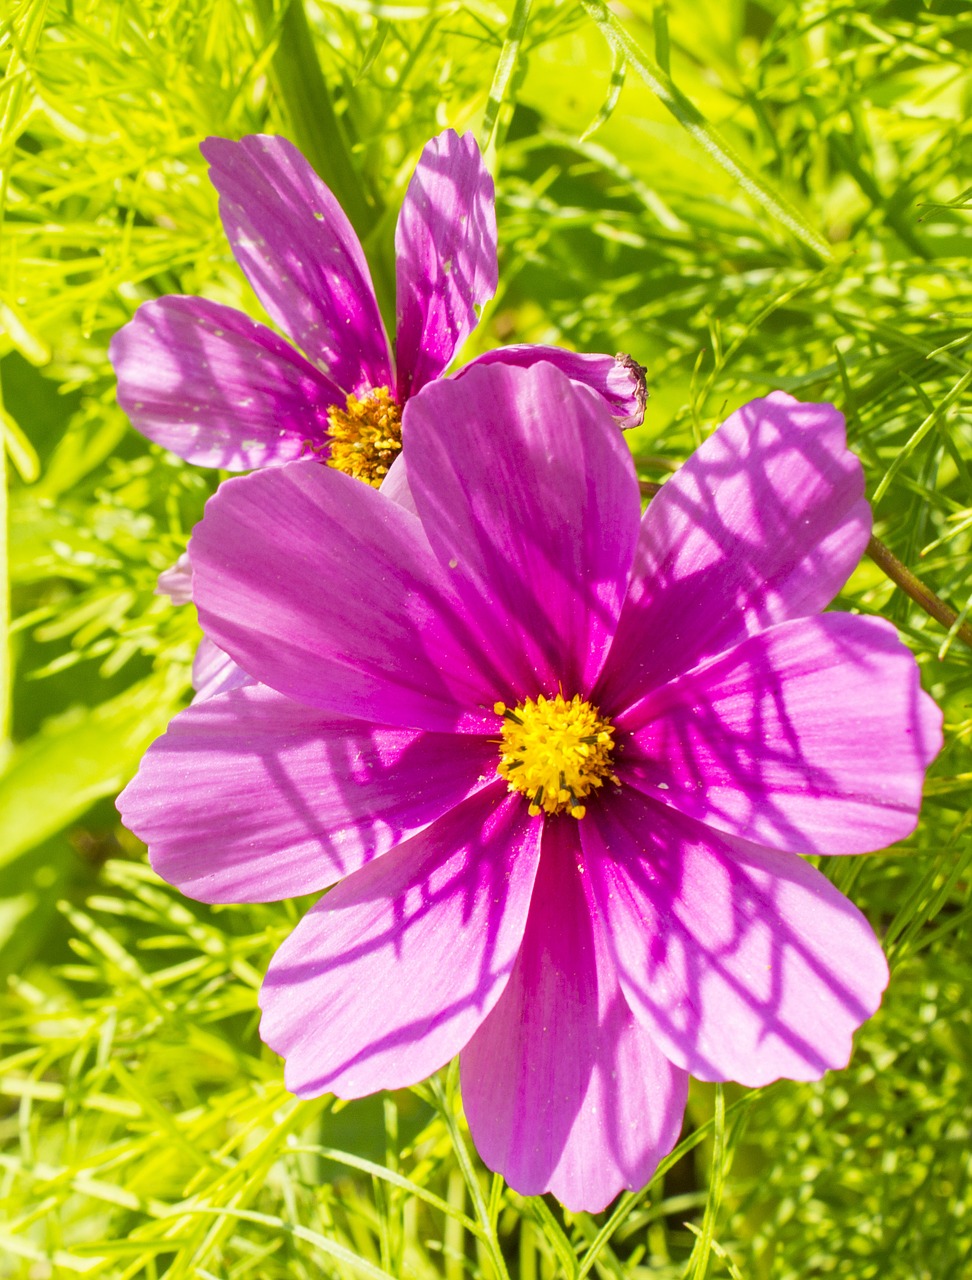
[120,366,941,1212]
[109,129,646,485]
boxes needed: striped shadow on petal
[259,787,542,1098]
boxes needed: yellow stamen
[495,694,619,820]
[326,387,402,488]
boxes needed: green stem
[480,0,534,153]
[638,480,972,652]
[252,0,377,241]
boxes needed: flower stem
[429,1075,511,1280]
[638,480,972,652]
[251,0,377,239]
[864,533,972,652]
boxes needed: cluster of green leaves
[1,0,969,1275]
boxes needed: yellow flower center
[494,693,619,819]
[326,387,402,488]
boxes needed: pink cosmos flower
[109,129,646,484]
[119,365,941,1212]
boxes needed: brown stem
[638,479,972,652]
[864,535,972,652]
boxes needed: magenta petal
[190,461,501,732]
[620,613,942,853]
[465,346,647,427]
[394,131,497,401]
[461,819,687,1212]
[597,393,872,707]
[110,296,342,468]
[403,361,641,696]
[117,684,498,903]
[259,787,541,1096]
[584,791,890,1087]
[201,135,392,394]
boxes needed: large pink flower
[119,366,941,1212]
[109,130,645,478]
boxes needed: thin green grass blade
[580,0,833,262]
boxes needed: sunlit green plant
[1,0,969,1275]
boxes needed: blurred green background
[1,0,970,1275]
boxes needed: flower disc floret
[494,693,619,819]
[325,387,402,487]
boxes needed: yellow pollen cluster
[494,693,619,820]
[326,387,402,487]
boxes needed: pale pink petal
[402,361,640,696]
[110,296,341,468]
[259,787,541,1096]
[202,135,392,394]
[461,820,688,1213]
[117,684,497,903]
[465,347,647,427]
[191,637,252,703]
[156,553,193,605]
[189,461,504,733]
[597,393,872,709]
[619,613,942,853]
[583,791,890,1087]
[378,452,417,515]
[394,130,497,401]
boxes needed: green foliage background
[1,0,970,1275]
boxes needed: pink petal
[583,791,890,1087]
[259,787,541,1096]
[465,346,647,427]
[110,296,341,469]
[189,461,502,733]
[394,131,497,401]
[620,613,942,853]
[117,684,498,903]
[461,819,688,1213]
[597,393,872,709]
[402,361,641,697]
[202,135,392,395]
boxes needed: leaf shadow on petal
[124,686,499,904]
[595,394,872,709]
[586,795,889,1086]
[462,820,688,1205]
[616,614,939,855]
[394,131,497,402]
[258,789,541,1097]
